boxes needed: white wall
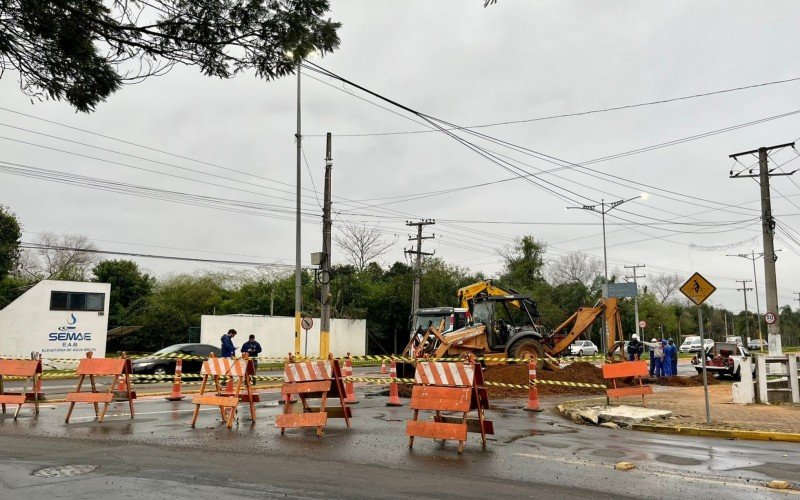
[200,315,366,358]
[0,280,111,360]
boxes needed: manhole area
[33,464,99,478]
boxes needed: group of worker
[626,334,678,377]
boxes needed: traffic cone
[344,353,358,404]
[524,357,543,412]
[166,358,185,401]
[224,375,234,394]
[386,358,403,407]
[380,359,388,375]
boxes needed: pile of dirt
[483,362,608,398]
[660,374,720,387]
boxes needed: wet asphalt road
[0,381,797,499]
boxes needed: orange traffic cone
[386,358,403,407]
[166,358,185,401]
[224,375,234,394]
[344,353,358,404]
[524,357,543,412]
[380,359,388,375]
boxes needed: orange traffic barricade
[406,358,493,454]
[191,353,255,429]
[276,354,351,437]
[602,360,653,407]
[0,358,43,419]
[65,352,135,423]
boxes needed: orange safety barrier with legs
[276,354,351,437]
[406,357,493,454]
[343,353,358,404]
[191,353,256,429]
[0,358,43,419]
[65,352,135,423]
[602,360,653,407]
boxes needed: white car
[569,340,598,356]
[679,337,714,353]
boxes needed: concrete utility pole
[319,133,333,357]
[405,219,435,334]
[568,196,640,354]
[293,63,303,356]
[625,264,646,339]
[730,142,797,355]
[736,279,753,342]
[795,292,800,311]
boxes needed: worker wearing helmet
[628,334,643,361]
[661,340,674,376]
[668,338,678,375]
[642,338,664,377]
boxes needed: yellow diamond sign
[680,272,717,306]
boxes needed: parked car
[131,343,221,376]
[679,336,714,353]
[691,342,754,380]
[747,338,767,350]
[569,340,598,356]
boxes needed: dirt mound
[483,362,607,398]
[660,374,720,387]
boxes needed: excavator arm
[456,280,521,310]
[544,298,625,358]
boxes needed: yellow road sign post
[680,272,716,424]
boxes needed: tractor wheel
[509,339,545,367]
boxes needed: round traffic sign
[765,312,777,325]
[639,320,647,329]
[301,316,314,330]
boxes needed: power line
[306,75,800,137]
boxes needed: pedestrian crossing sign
[679,272,716,305]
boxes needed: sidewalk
[560,384,800,437]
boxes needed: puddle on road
[656,454,703,466]
[737,462,800,483]
[591,448,626,459]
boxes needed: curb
[630,423,800,443]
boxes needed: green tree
[499,235,547,289]
[0,205,22,281]
[92,259,155,328]
[1,0,341,112]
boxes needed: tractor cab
[470,294,543,351]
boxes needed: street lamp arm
[607,195,641,213]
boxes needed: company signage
[42,313,98,355]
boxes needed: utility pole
[319,133,333,357]
[568,196,640,354]
[625,264,646,339]
[730,142,797,355]
[795,292,800,311]
[405,219,435,336]
[736,279,753,343]
[293,62,303,356]
[726,250,779,350]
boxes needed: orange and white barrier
[0,357,42,419]
[65,352,135,423]
[166,358,185,401]
[191,353,255,429]
[524,356,542,412]
[276,354,351,437]
[344,353,358,404]
[406,358,493,454]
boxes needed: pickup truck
[691,342,753,380]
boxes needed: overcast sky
[2,0,800,316]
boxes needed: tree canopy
[0,205,21,281]
[0,0,341,111]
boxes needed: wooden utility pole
[730,142,796,354]
[320,133,333,357]
[405,219,435,333]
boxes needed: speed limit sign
[301,316,314,330]
[639,320,647,329]
[765,312,777,325]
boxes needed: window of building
[50,291,105,312]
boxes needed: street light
[567,195,641,354]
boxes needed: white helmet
[631,334,639,340]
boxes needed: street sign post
[765,312,777,325]
[638,320,647,329]
[680,272,716,425]
[301,316,313,357]
[602,282,638,298]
